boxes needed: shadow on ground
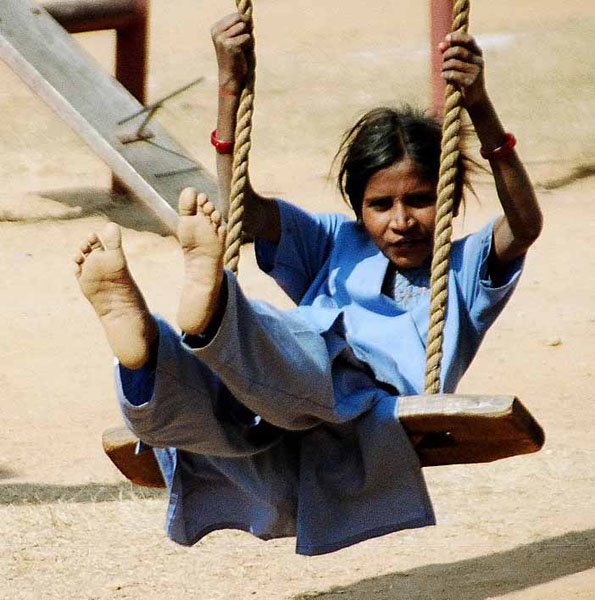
[540,163,595,190]
[0,465,19,480]
[41,188,171,234]
[0,188,170,235]
[292,529,595,600]
[0,481,167,505]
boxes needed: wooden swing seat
[103,394,544,488]
[399,394,544,466]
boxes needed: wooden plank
[0,0,217,234]
[399,394,545,466]
[102,394,545,487]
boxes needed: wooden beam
[0,0,217,234]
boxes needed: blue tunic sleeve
[255,200,347,304]
[451,219,525,335]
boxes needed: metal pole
[115,0,149,192]
[115,0,149,105]
[41,1,139,32]
[43,0,149,194]
[430,0,453,117]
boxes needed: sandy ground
[1,0,595,598]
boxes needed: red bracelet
[480,132,517,160]
[211,129,234,155]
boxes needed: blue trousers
[115,273,435,555]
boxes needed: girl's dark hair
[335,106,469,219]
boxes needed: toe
[179,188,198,216]
[217,224,227,243]
[80,239,93,255]
[202,201,215,216]
[100,222,123,251]
[196,193,208,207]
[210,210,222,226]
[87,232,102,251]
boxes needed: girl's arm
[440,32,543,271]
[211,13,280,243]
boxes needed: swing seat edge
[102,427,166,488]
[399,394,545,467]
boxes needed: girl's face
[361,157,437,269]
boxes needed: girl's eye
[367,198,392,210]
[406,194,436,208]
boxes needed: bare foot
[177,188,226,335]
[74,223,157,369]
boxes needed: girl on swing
[74,13,542,555]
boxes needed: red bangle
[211,130,234,155]
[480,132,517,160]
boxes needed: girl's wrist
[464,86,490,112]
[218,75,243,96]
[218,86,240,99]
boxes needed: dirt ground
[1,0,595,598]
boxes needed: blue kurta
[116,199,523,555]
[257,201,522,395]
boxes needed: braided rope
[223,0,468,383]
[423,0,470,394]
[223,0,256,274]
